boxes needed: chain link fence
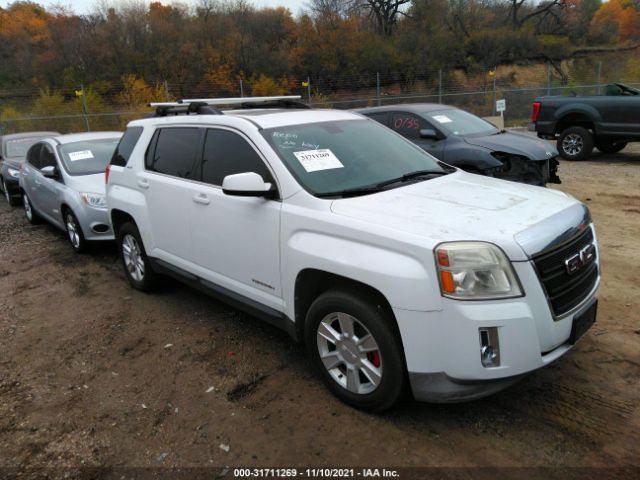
[1,59,637,134]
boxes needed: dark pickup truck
[530,83,640,160]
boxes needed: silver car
[0,131,60,206]
[19,132,122,252]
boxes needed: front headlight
[8,167,20,179]
[80,192,107,208]
[435,242,522,300]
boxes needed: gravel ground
[0,146,639,480]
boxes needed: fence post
[240,78,244,97]
[547,63,551,96]
[597,62,602,94]
[80,84,90,132]
[438,69,443,104]
[376,72,381,106]
[492,66,497,116]
[307,77,312,106]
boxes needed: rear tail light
[105,164,111,184]
[531,101,541,123]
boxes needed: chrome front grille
[532,227,598,317]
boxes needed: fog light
[91,223,110,233]
[479,327,500,367]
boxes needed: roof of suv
[131,109,365,130]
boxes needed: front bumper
[493,157,560,186]
[396,260,599,403]
[76,205,114,241]
[408,371,525,403]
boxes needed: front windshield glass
[59,138,120,175]
[262,120,444,196]
[5,137,46,158]
[425,109,498,136]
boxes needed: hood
[330,171,581,261]
[464,131,557,161]
[64,172,107,195]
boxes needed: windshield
[262,119,445,196]
[5,137,47,158]
[425,109,498,137]
[59,138,121,175]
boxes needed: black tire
[557,126,594,161]
[63,209,87,253]
[304,288,406,412]
[117,221,159,292]
[595,140,627,154]
[22,192,40,224]
[3,179,20,206]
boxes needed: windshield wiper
[316,185,386,198]
[375,169,448,188]
[316,169,449,199]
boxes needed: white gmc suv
[106,97,600,411]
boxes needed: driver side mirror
[222,172,276,198]
[41,166,59,178]
[419,129,439,140]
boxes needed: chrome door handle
[137,179,150,189]
[192,194,210,205]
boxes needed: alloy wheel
[23,195,32,221]
[562,133,583,156]
[122,233,145,282]
[316,312,383,395]
[66,213,81,249]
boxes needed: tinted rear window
[111,126,143,167]
[365,112,389,126]
[145,128,201,179]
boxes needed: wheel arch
[110,209,137,237]
[60,202,71,216]
[293,268,401,345]
[59,202,87,237]
[554,111,597,135]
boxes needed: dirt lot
[1,147,639,479]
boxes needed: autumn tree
[589,0,640,43]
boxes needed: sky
[1,0,308,15]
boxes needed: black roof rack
[149,95,307,117]
[152,102,223,117]
[236,99,310,110]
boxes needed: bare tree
[305,0,354,28]
[356,0,412,36]
[306,0,354,18]
[508,0,566,29]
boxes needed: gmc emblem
[565,243,596,275]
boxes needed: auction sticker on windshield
[294,149,344,173]
[432,115,452,124]
[68,150,94,161]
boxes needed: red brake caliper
[367,351,381,368]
